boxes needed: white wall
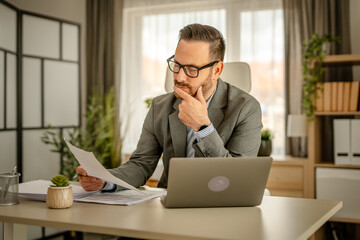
[350,0,360,80]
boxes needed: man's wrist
[196,120,211,132]
[194,123,214,141]
[101,182,116,192]
[198,124,209,132]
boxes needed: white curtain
[120,0,285,156]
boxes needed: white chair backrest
[164,62,251,93]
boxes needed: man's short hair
[179,23,226,62]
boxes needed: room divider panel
[0,1,81,182]
[0,2,18,177]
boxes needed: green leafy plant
[261,129,272,141]
[50,175,70,187]
[302,34,340,121]
[41,87,123,180]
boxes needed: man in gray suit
[77,23,262,192]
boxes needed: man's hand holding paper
[76,166,105,191]
[65,140,139,192]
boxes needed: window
[121,0,284,156]
[239,9,285,155]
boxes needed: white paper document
[65,140,138,191]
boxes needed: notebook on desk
[162,157,272,208]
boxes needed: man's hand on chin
[174,86,211,131]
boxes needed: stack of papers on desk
[19,180,166,205]
[19,180,99,201]
[75,189,166,206]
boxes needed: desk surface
[0,196,341,240]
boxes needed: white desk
[0,196,341,240]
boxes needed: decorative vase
[46,186,73,209]
[258,140,272,156]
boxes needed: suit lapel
[208,107,224,129]
[208,79,227,129]
[169,98,187,157]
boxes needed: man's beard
[173,71,213,99]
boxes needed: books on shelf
[343,82,351,111]
[350,81,360,111]
[337,82,344,111]
[323,82,332,111]
[331,82,337,112]
[315,82,324,111]
[315,81,359,112]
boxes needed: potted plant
[302,34,339,121]
[258,129,272,156]
[46,175,73,209]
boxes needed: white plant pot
[46,186,73,209]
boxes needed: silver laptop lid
[164,157,272,208]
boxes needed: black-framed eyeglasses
[166,55,218,78]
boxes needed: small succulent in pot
[46,175,73,209]
[50,175,70,187]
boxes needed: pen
[73,174,81,180]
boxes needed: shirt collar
[206,86,217,108]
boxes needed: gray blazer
[108,79,262,189]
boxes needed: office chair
[164,62,252,93]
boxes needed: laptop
[162,157,272,208]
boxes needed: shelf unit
[314,163,360,169]
[308,54,360,225]
[314,111,360,116]
[321,54,360,66]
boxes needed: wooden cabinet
[266,157,309,198]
